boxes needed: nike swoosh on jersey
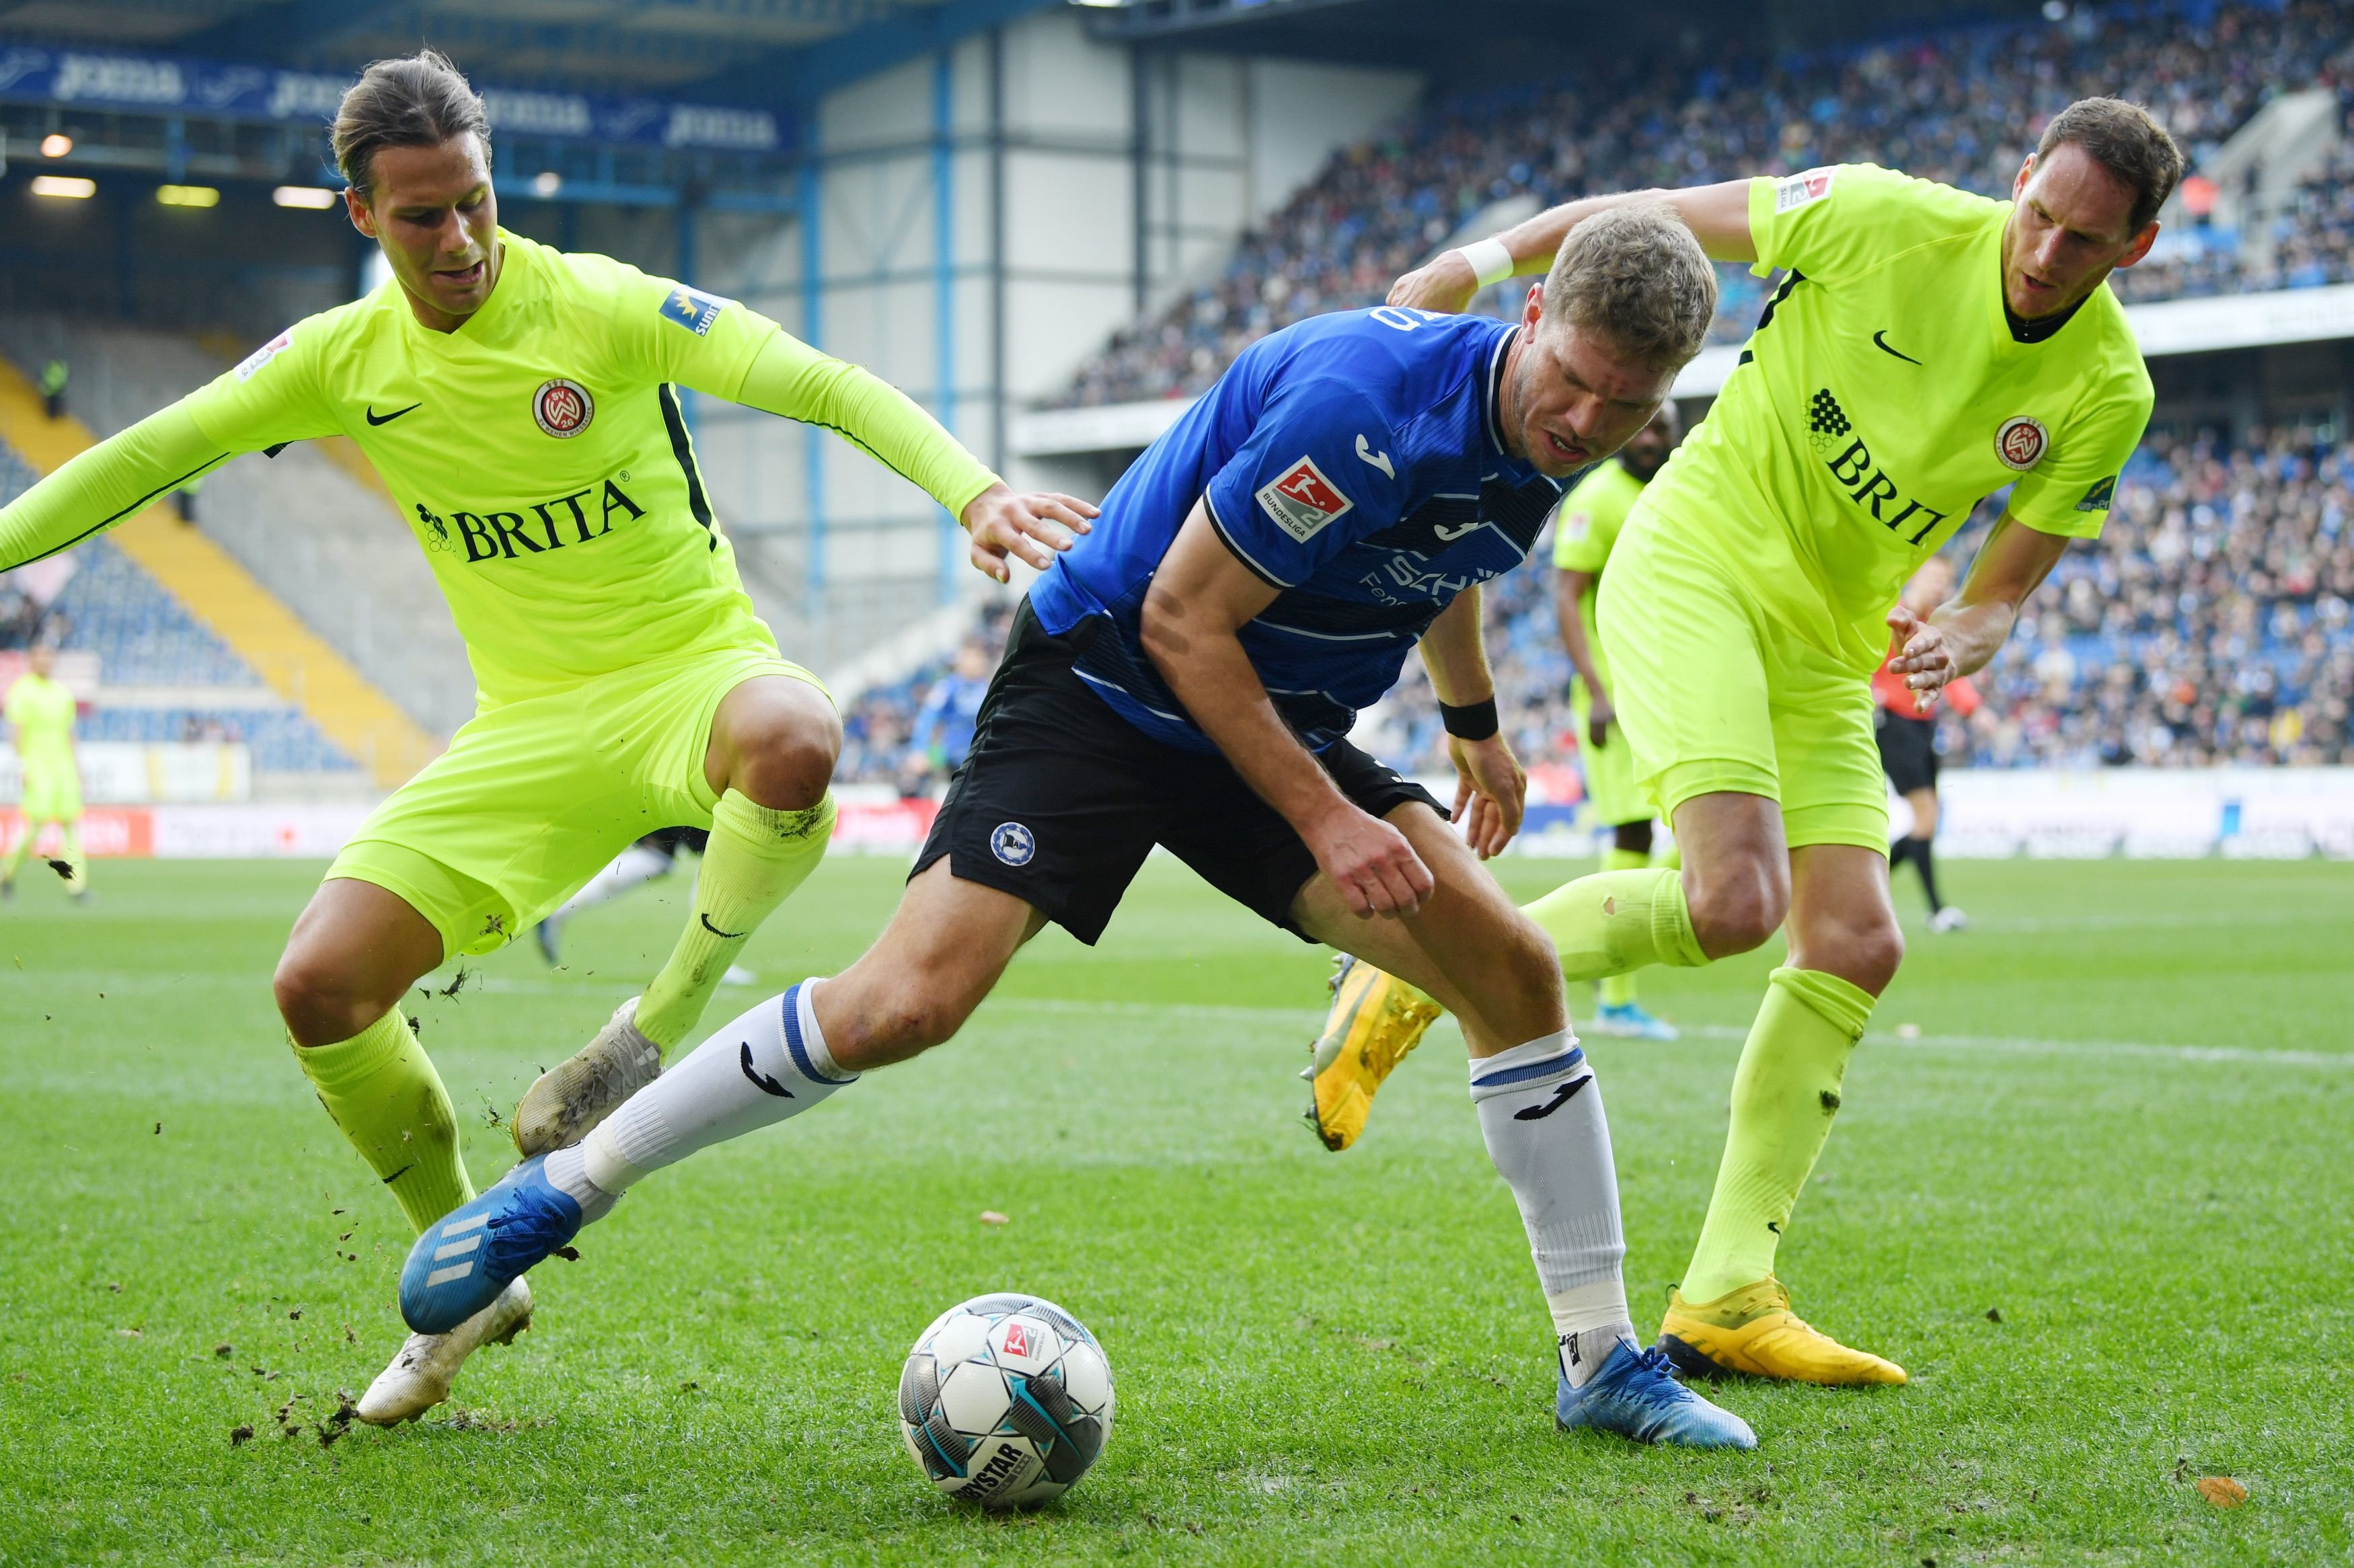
[1870,331,1922,366]
[365,403,422,426]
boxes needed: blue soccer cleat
[1589,1002,1680,1042]
[1556,1341,1757,1449]
[400,1155,601,1335]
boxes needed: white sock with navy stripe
[1468,1029,1638,1387]
[543,981,856,1206]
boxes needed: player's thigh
[821,857,1049,1071]
[910,611,1165,946]
[1290,802,1564,1056]
[1160,735,1437,941]
[329,689,648,959]
[596,648,825,824]
[1597,526,1782,820]
[1766,635,1891,855]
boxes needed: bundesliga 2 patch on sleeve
[1254,456,1355,543]
[658,284,734,336]
[235,326,295,381]
[1774,167,1836,212]
[2076,475,2119,512]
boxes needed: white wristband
[1459,237,1516,290]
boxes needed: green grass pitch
[2,854,2349,1564]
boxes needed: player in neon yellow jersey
[2,643,87,901]
[0,51,1092,1423]
[1318,98,2175,1385]
[1308,407,1681,1148]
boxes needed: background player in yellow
[1551,405,1681,1040]
[2,643,87,901]
[0,52,1091,1423]
[1310,408,1681,1145]
[1324,97,2174,1385]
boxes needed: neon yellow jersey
[1550,457,1645,696]
[1640,163,2153,672]
[4,671,76,768]
[177,230,930,707]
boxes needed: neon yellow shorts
[1595,512,1888,853]
[17,763,80,824]
[328,646,824,959]
[1569,682,1649,828]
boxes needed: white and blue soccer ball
[897,1292,1114,1510]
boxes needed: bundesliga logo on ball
[898,1293,1114,1510]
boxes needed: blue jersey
[1027,309,1566,753]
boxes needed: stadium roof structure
[0,0,1063,110]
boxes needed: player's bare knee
[737,726,839,812]
[1685,864,1786,957]
[1848,917,1905,994]
[273,949,368,1047]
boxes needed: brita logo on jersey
[415,477,646,563]
[1805,387,1951,546]
[1256,456,1354,543]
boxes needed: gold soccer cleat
[1656,1277,1907,1386]
[1303,955,1442,1151]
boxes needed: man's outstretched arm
[1140,500,1434,918]
[1887,512,2071,705]
[0,404,230,572]
[1390,179,1755,314]
[727,331,1097,583]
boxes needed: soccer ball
[897,1292,1114,1510]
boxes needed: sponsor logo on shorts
[1804,387,1952,547]
[2076,474,2117,512]
[533,378,595,438]
[990,822,1035,867]
[1774,167,1835,212]
[1256,456,1354,543]
[413,476,647,564]
[1994,415,2048,471]
[235,327,294,382]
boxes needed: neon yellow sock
[1523,865,1707,984]
[1595,847,1648,1006]
[291,1007,473,1234]
[1680,967,1875,1302]
[636,790,836,1050]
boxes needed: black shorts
[1874,707,1939,795]
[914,601,1443,944]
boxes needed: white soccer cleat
[1928,906,1969,933]
[354,1276,533,1426]
[513,996,663,1157]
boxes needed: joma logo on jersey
[416,477,647,563]
[1805,388,1950,547]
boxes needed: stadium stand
[1054,0,2354,409]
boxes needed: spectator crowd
[1056,0,2354,409]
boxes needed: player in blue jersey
[395,208,1759,1451]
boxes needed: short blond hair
[1540,204,1716,371]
